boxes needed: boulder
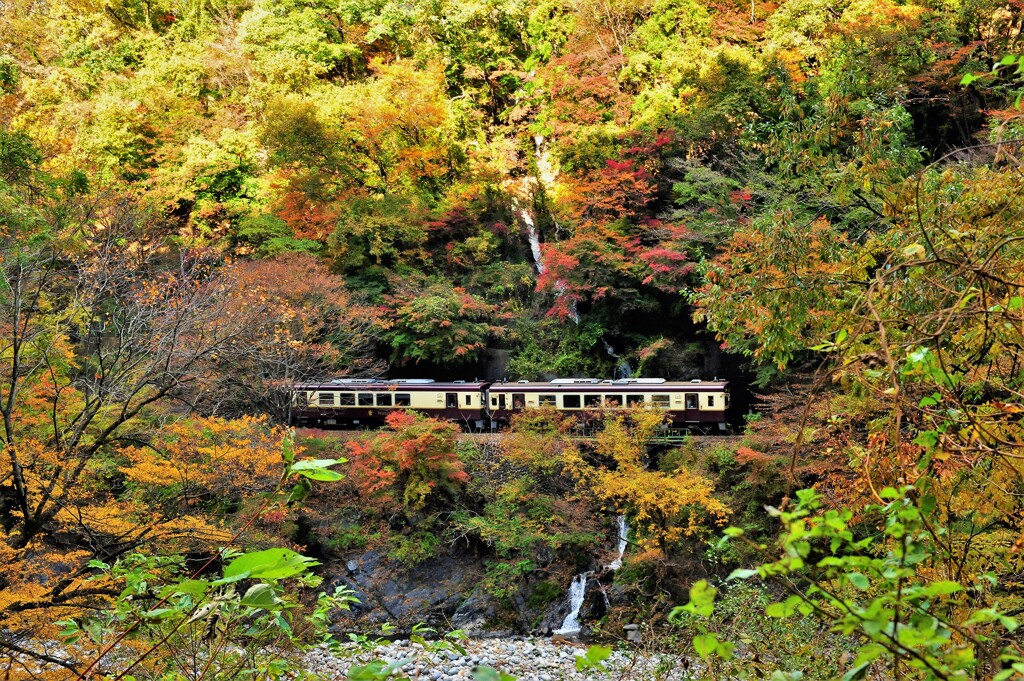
[329,548,483,631]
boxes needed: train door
[684,393,700,422]
[445,392,459,419]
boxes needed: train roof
[296,379,491,391]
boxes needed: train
[289,377,730,431]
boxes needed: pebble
[303,636,697,680]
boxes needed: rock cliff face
[330,548,485,630]
[328,548,623,637]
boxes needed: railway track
[297,428,744,447]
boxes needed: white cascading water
[534,134,558,186]
[553,572,590,635]
[603,341,634,379]
[512,195,545,275]
[509,133,582,324]
[608,515,629,571]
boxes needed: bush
[325,525,376,554]
[388,529,441,568]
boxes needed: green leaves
[692,633,734,660]
[347,659,414,680]
[714,488,1024,678]
[474,667,517,681]
[574,645,611,671]
[223,548,319,580]
[692,633,719,657]
[239,583,285,610]
[682,580,717,617]
[289,457,346,481]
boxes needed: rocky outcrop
[330,549,485,630]
[327,525,634,637]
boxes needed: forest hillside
[1,0,1024,678]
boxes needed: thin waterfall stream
[603,342,634,380]
[552,516,630,636]
[512,195,545,275]
[553,572,591,635]
[510,134,580,324]
[608,515,629,570]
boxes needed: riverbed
[304,636,696,680]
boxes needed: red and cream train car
[290,379,490,429]
[487,378,729,429]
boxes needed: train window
[395,394,411,406]
[539,394,556,406]
[685,393,699,409]
[604,395,624,407]
[627,395,644,406]
[446,393,458,409]
[563,395,581,409]
[465,394,472,406]
[512,394,525,409]
[707,395,715,407]
[584,394,601,408]
[652,395,670,408]
[358,393,373,406]
[318,393,334,406]
[491,397,498,406]
[295,392,309,407]
[376,393,393,407]
[725,393,730,408]
[339,393,355,406]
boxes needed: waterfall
[608,515,629,571]
[603,341,633,379]
[553,572,590,635]
[511,133,580,324]
[555,281,581,325]
[512,195,545,275]
[534,134,557,187]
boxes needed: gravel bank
[305,637,696,680]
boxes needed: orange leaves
[346,412,468,515]
[273,183,340,241]
[339,59,455,194]
[693,214,864,369]
[120,415,284,516]
[735,446,771,464]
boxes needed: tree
[565,408,731,551]
[379,280,506,365]
[198,253,383,420]
[692,211,867,378]
[346,411,470,515]
[0,183,338,662]
[329,59,460,197]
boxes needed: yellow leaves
[121,415,285,500]
[514,407,731,551]
[154,514,234,545]
[589,465,731,547]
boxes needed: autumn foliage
[346,411,470,514]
